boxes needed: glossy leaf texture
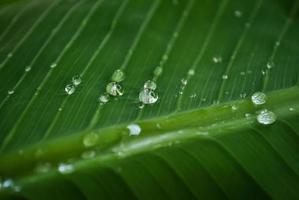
[0,0,299,199]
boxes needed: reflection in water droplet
[58,163,74,174]
[83,132,98,147]
[257,109,276,125]
[139,89,158,104]
[251,92,267,105]
[72,75,82,86]
[65,84,75,95]
[106,82,124,96]
[127,124,141,136]
[144,80,157,90]
[111,69,125,82]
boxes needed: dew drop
[234,10,242,18]
[251,92,267,105]
[188,69,195,76]
[154,66,163,77]
[65,84,75,95]
[58,162,74,174]
[83,132,98,147]
[139,89,158,104]
[222,74,228,80]
[111,69,125,82]
[127,124,141,136]
[8,90,14,95]
[144,80,157,90]
[25,66,31,72]
[257,109,276,125]
[212,56,222,63]
[81,150,96,159]
[50,63,57,68]
[106,82,124,96]
[72,75,82,86]
[98,94,109,103]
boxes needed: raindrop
[251,92,267,105]
[65,84,75,95]
[106,82,124,96]
[81,150,96,159]
[154,66,163,77]
[222,74,228,80]
[212,56,222,63]
[127,124,141,136]
[111,69,125,82]
[50,63,57,68]
[58,162,74,174]
[144,80,157,90]
[72,75,82,86]
[139,89,158,104]
[25,66,31,72]
[98,94,109,103]
[234,10,243,18]
[83,132,98,147]
[188,69,195,76]
[257,109,276,125]
[8,90,14,95]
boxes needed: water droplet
[35,162,52,173]
[212,56,222,63]
[127,124,141,136]
[138,103,145,109]
[189,94,197,98]
[8,90,14,95]
[81,150,96,159]
[188,69,195,76]
[144,80,157,90]
[98,94,109,103]
[83,132,98,147]
[106,82,124,96]
[50,63,57,68]
[289,107,295,111]
[234,10,242,18]
[275,41,280,46]
[7,53,13,58]
[245,113,251,119]
[240,71,246,76]
[58,107,62,111]
[65,84,75,95]
[222,74,228,79]
[139,89,158,104]
[261,70,266,75]
[72,75,82,86]
[58,162,74,174]
[154,66,163,77]
[181,79,187,85]
[267,61,274,69]
[25,66,31,72]
[240,93,247,98]
[111,69,125,82]
[162,55,168,61]
[231,105,238,111]
[251,92,267,105]
[2,179,14,189]
[257,109,276,125]
[13,185,21,192]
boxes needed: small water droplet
[222,74,228,79]
[8,90,14,95]
[50,63,57,68]
[81,150,96,159]
[240,93,246,98]
[189,93,197,98]
[2,179,14,189]
[181,79,187,85]
[245,113,251,119]
[58,107,62,111]
[234,10,242,18]
[162,55,168,61]
[7,53,13,58]
[72,75,82,86]
[261,70,266,75]
[98,94,109,103]
[83,132,98,147]
[35,162,52,173]
[127,124,141,136]
[231,105,238,111]
[65,84,75,95]
[106,82,124,96]
[212,56,222,63]
[251,92,267,105]
[275,41,280,46]
[58,162,74,174]
[13,185,21,192]
[154,66,163,77]
[240,71,245,76]
[138,103,145,109]
[156,123,162,129]
[139,89,158,104]
[267,61,274,69]
[144,80,157,90]
[25,66,31,72]
[188,69,195,76]
[257,109,276,125]
[289,107,295,111]
[111,69,125,82]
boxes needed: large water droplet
[72,75,82,86]
[127,124,141,136]
[98,94,109,103]
[144,80,157,90]
[251,92,267,105]
[257,109,276,125]
[106,82,124,96]
[111,69,125,82]
[83,132,98,147]
[58,163,74,174]
[65,84,75,95]
[139,89,158,104]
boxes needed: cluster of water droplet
[139,80,158,105]
[65,75,82,95]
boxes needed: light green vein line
[173,0,229,112]
[0,1,82,111]
[136,0,195,120]
[217,0,262,102]
[0,1,33,43]
[0,0,103,152]
[261,1,299,92]
[42,0,130,139]
[88,0,161,129]
[0,0,61,71]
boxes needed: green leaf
[0,0,299,199]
